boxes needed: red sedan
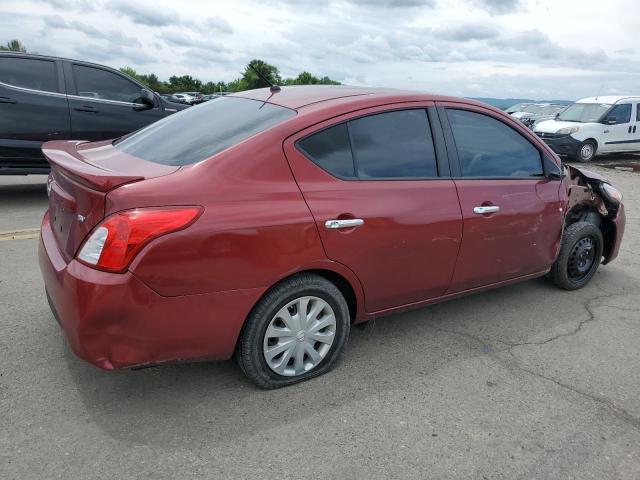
[39,86,625,388]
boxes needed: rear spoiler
[42,140,144,192]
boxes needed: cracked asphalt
[1,164,638,479]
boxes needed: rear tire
[236,273,350,389]
[550,221,603,290]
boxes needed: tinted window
[637,104,640,122]
[298,123,355,178]
[446,109,542,177]
[114,97,295,165]
[0,57,57,92]
[350,109,437,178]
[606,104,631,124]
[73,65,142,103]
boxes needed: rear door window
[636,104,640,122]
[72,65,142,103]
[446,109,543,178]
[0,56,57,93]
[297,109,438,179]
[114,96,296,165]
[350,110,437,178]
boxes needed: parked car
[512,104,569,129]
[160,93,187,104]
[171,93,195,105]
[505,102,534,114]
[39,86,625,388]
[0,52,189,174]
[534,95,640,162]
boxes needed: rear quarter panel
[106,124,333,297]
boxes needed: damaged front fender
[563,165,625,264]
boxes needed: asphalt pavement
[1,164,638,479]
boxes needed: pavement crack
[504,349,640,432]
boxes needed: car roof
[230,85,491,111]
[577,95,640,104]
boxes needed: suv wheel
[236,273,350,389]
[549,221,603,290]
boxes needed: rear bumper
[603,203,626,264]
[537,134,581,157]
[38,212,265,370]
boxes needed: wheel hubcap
[568,236,596,280]
[263,296,336,377]
[581,144,593,160]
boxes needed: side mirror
[555,113,560,119]
[134,89,155,111]
[603,117,617,125]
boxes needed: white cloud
[1,0,639,99]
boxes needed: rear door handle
[0,96,16,104]
[74,106,98,113]
[473,206,500,214]
[325,219,364,229]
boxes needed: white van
[534,96,640,162]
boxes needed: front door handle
[0,96,16,104]
[473,206,500,214]
[325,219,364,229]
[74,106,98,113]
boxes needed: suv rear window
[114,97,295,165]
[0,56,57,93]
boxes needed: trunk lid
[43,140,179,261]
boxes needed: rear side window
[637,104,640,122]
[0,57,57,93]
[606,104,631,124]
[350,110,437,178]
[298,124,355,178]
[73,65,142,103]
[114,97,296,166]
[446,109,543,178]
[297,109,438,179]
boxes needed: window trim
[295,106,444,181]
[0,55,62,94]
[438,105,547,180]
[70,62,146,106]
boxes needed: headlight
[600,183,623,204]
[557,126,580,135]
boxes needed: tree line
[120,59,340,94]
[2,39,340,94]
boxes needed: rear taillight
[77,207,202,273]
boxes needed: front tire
[575,140,597,163]
[549,221,603,290]
[236,273,350,389]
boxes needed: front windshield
[558,103,611,123]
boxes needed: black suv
[0,53,188,174]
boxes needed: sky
[1,0,638,100]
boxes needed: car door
[0,55,70,172]
[600,102,634,152]
[284,105,463,313]
[437,103,564,293]
[66,62,164,141]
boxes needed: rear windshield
[114,96,295,165]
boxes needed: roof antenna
[248,63,281,92]
[595,83,603,101]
